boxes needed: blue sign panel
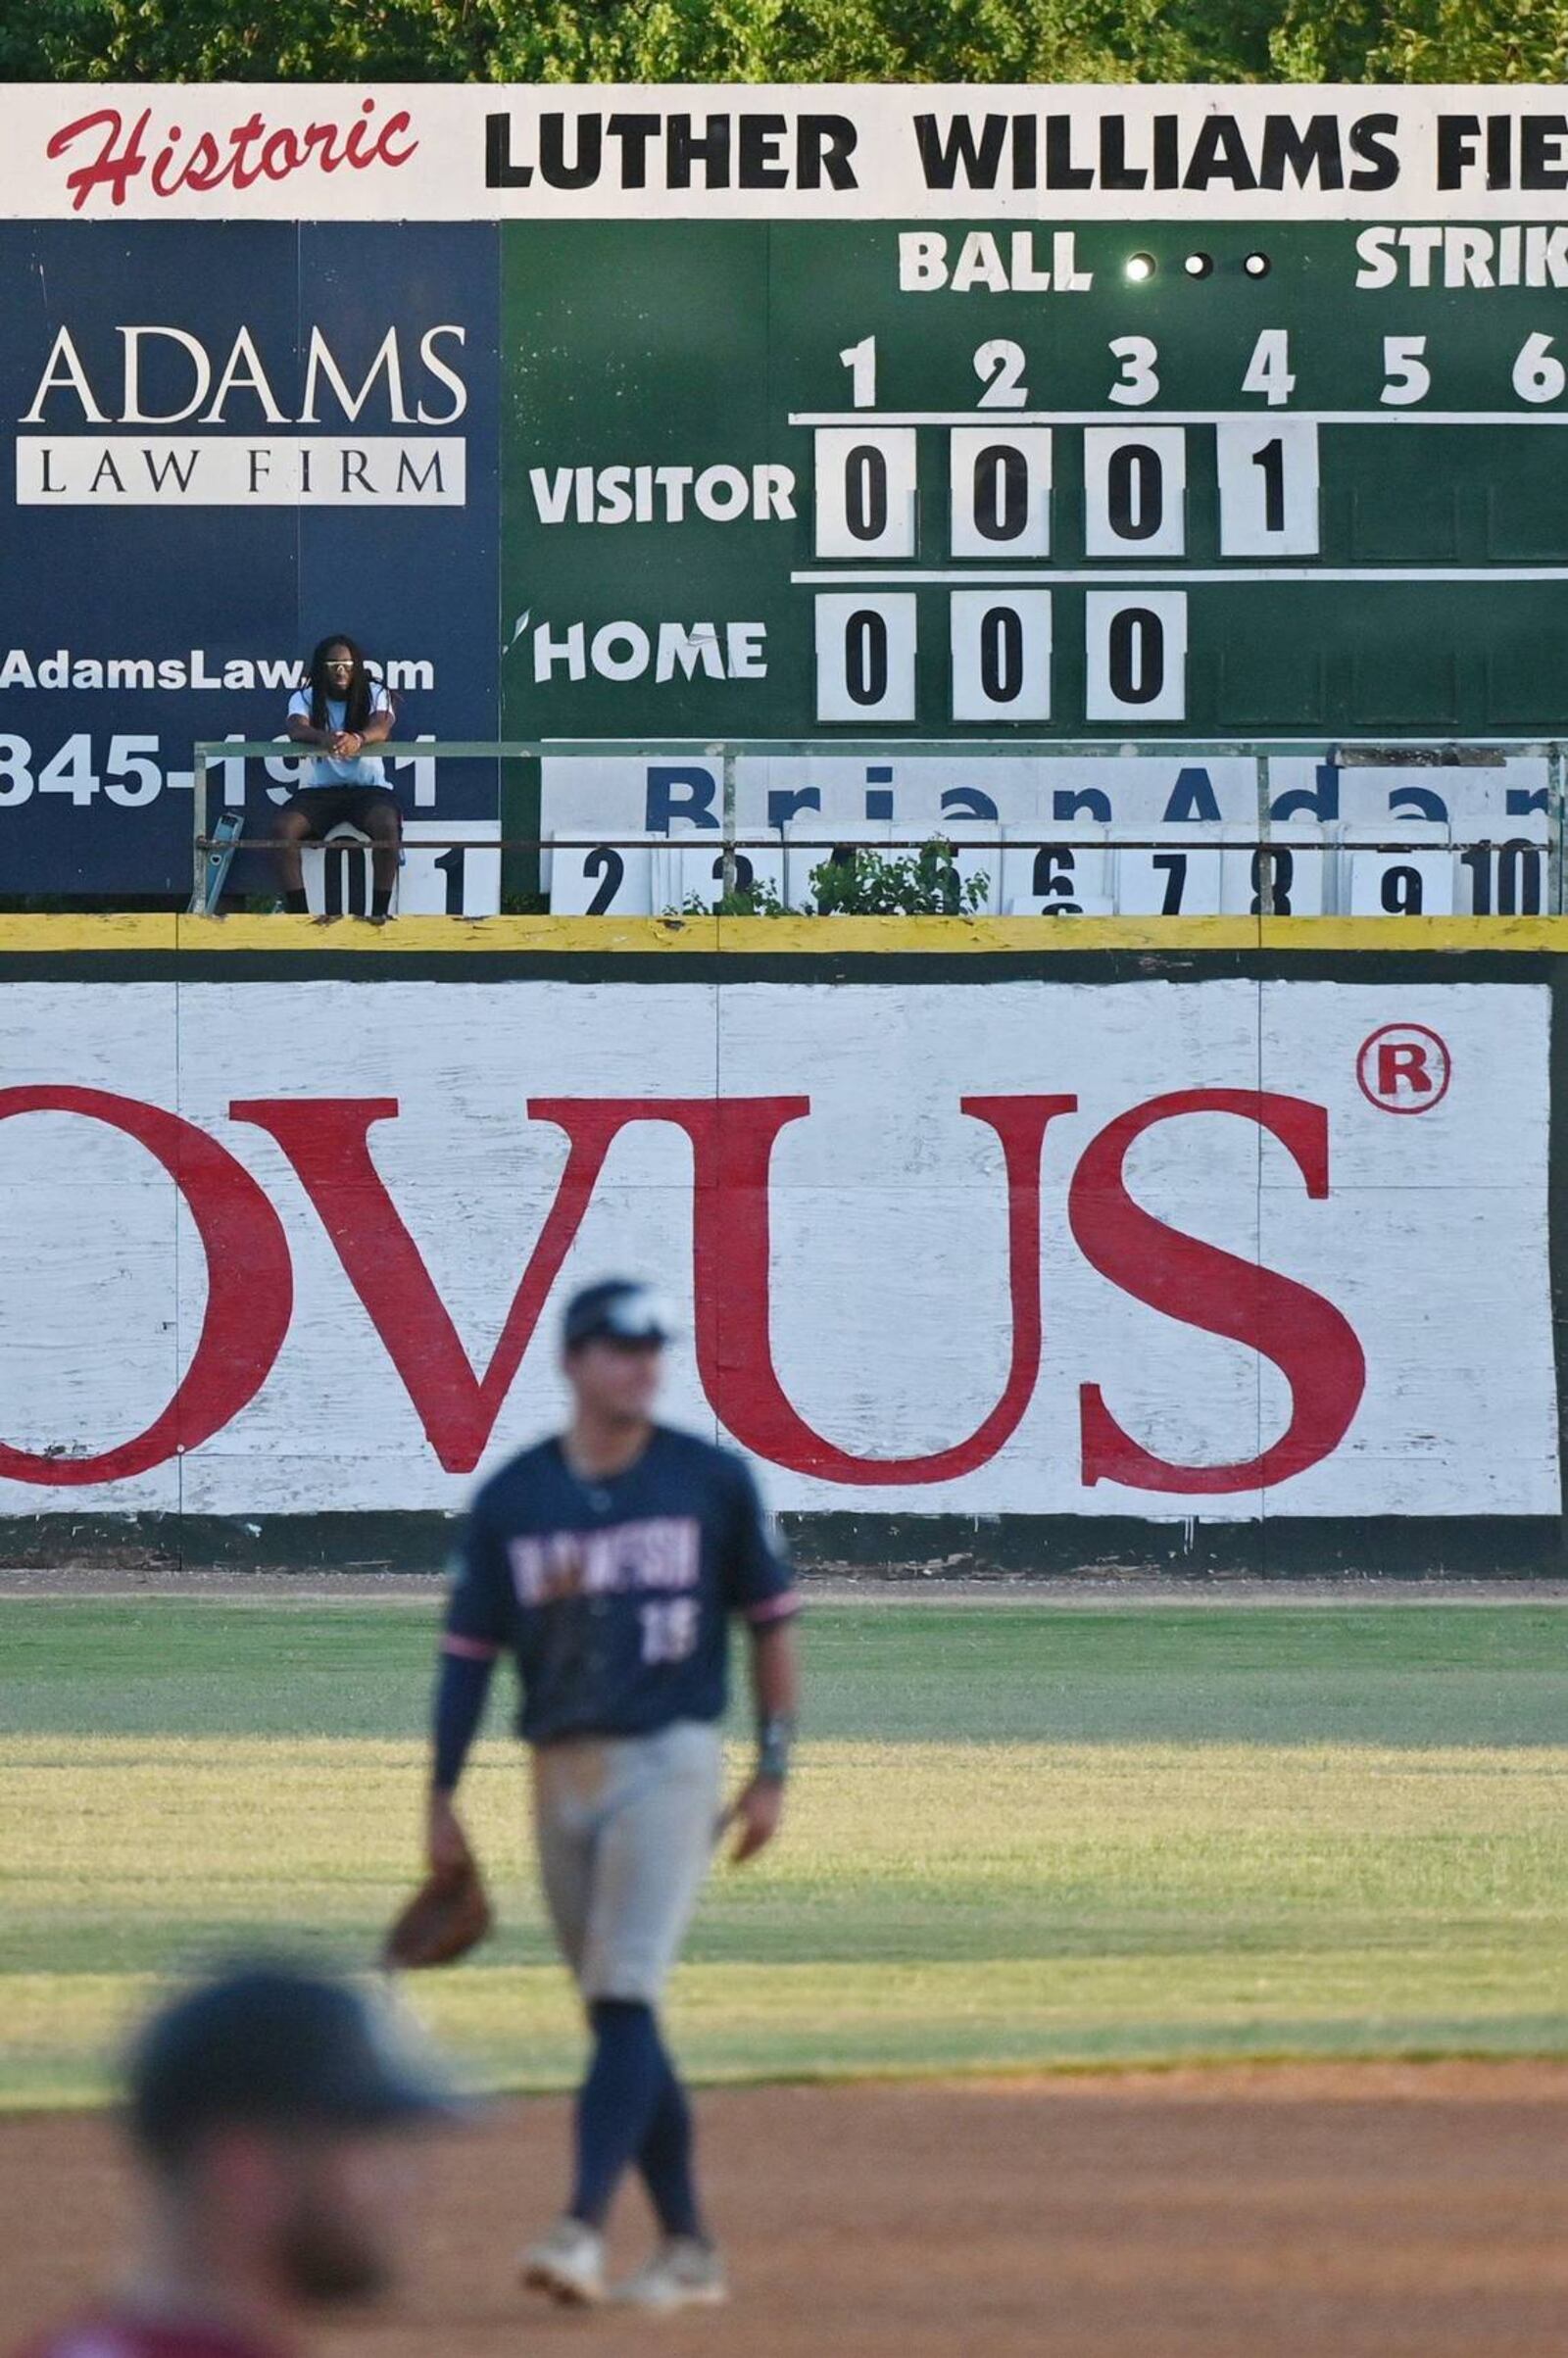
[0,221,498,894]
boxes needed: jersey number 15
[639,1598,700,1664]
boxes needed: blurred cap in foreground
[126,1961,463,2166]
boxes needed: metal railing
[191,735,1568,917]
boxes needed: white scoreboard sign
[542,753,1552,917]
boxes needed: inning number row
[814,424,1318,560]
[550,841,1547,919]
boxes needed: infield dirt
[4,2065,1567,2358]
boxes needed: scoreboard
[5,83,1568,904]
[498,101,1568,914]
[510,217,1568,747]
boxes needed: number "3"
[1108,337,1159,408]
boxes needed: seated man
[277,635,400,921]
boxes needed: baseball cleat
[612,2235,729,2310]
[520,2215,607,2305]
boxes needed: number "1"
[839,336,877,409]
[434,846,466,914]
[1250,438,1285,534]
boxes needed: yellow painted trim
[1254,915,1568,953]
[0,912,1567,956]
[0,914,716,955]
[175,913,719,955]
[0,914,180,953]
[717,914,1266,954]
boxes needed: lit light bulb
[1124,252,1156,283]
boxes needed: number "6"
[1513,332,1566,405]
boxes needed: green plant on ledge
[808,839,991,916]
[666,839,991,920]
[668,872,790,918]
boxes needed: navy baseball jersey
[442,1426,798,1743]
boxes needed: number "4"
[38,735,99,805]
[1242,330,1296,408]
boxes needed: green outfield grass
[1,1599,1565,2106]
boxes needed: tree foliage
[1268,0,1568,80]
[3,0,1566,85]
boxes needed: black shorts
[279,784,401,837]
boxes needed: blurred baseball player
[15,1961,459,2358]
[426,1276,801,2311]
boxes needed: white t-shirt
[286,683,393,787]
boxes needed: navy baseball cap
[563,1279,674,1350]
[126,1963,462,2164]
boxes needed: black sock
[283,889,308,913]
[371,887,393,916]
[570,1998,666,2229]
[638,2047,704,2240]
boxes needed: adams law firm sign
[0,962,1554,1561]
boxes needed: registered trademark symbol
[1356,1023,1451,1113]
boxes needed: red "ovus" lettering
[0,1087,292,1485]
[231,1094,1076,1482]
[1069,1090,1367,1493]
[2,1088,1366,1494]
[231,1094,618,1475]
[676,1095,1076,1483]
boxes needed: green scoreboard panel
[505,218,1568,743]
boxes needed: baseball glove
[382,1854,493,1971]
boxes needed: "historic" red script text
[45,99,419,213]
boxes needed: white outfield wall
[0,937,1558,1568]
